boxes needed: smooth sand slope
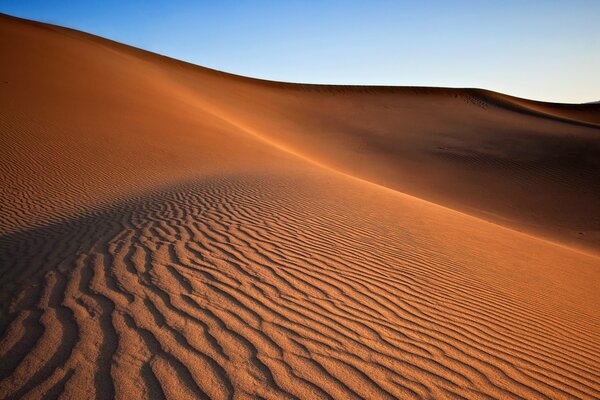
[1,13,599,400]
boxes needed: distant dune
[1,13,599,400]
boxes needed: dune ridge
[1,13,599,399]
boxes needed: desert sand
[1,13,599,400]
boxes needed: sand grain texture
[1,14,600,400]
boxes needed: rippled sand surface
[1,14,599,399]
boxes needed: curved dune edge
[1,13,600,400]
[1,12,600,253]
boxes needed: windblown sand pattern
[1,13,599,400]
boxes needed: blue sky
[2,1,599,103]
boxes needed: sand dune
[1,13,599,399]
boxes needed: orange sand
[1,13,599,399]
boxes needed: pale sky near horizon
[2,1,599,103]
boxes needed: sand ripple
[1,174,598,399]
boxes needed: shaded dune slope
[1,14,600,399]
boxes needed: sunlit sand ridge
[1,14,599,399]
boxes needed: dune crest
[1,13,599,399]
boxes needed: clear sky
[2,1,599,103]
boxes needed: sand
[1,13,599,400]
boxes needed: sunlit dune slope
[2,14,600,251]
[1,13,599,400]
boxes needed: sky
[2,1,599,103]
